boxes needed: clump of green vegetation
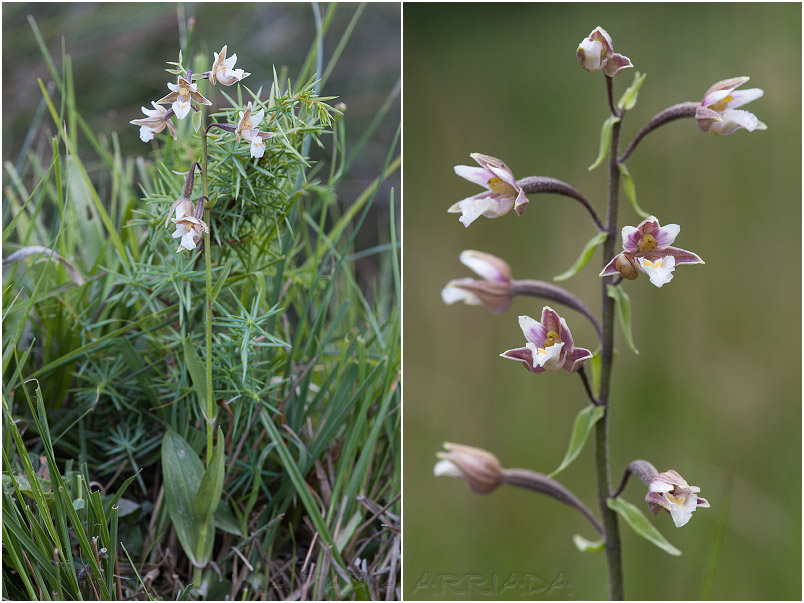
[3,7,399,600]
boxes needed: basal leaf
[193,428,225,521]
[607,497,682,556]
[549,405,605,477]
[607,284,639,354]
[161,430,214,567]
[554,231,608,281]
[588,115,619,171]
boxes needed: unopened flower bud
[442,250,513,313]
[434,443,502,495]
[615,253,639,280]
[576,27,633,77]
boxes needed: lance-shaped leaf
[549,405,605,477]
[618,71,647,112]
[588,115,620,171]
[607,497,681,556]
[588,349,602,398]
[554,232,608,281]
[161,430,215,567]
[607,284,638,355]
[183,339,213,423]
[618,163,650,219]
[193,428,225,522]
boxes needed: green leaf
[607,497,681,556]
[588,115,619,171]
[209,262,232,306]
[573,534,605,553]
[554,232,608,281]
[161,430,214,567]
[549,405,605,477]
[618,163,651,219]
[192,110,202,133]
[617,71,647,111]
[588,349,602,398]
[607,284,639,354]
[183,338,212,422]
[193,428,225,522]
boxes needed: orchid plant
[435,26,764,599]
[130,43,340,587]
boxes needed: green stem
[598,75,624,600]
[202,126,213,465]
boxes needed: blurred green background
[403,3,800,600]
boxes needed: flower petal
[454,165,493,188]
[519,314,547,346]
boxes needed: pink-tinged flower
[645,470,710,528]
[208,45,250,86]
[172,214,209,252]
[441,250,513,313]
[576,27,633,77]
[600,216,704,287]
[448,153,528,228]
[434,443,503,495]
[129,102,177,142]
[500,306,592,374]
[243,129,275,159]
[156,76,212,120]
[235,101,265,142]
[696,77,766,135]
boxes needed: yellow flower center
[638,234,658,252]
[243,119,253,130]
[487,177,514,195]
[709,94,733,112]
[543,330,562,348]
[642,258,662,269]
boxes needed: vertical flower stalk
[598,74,624,600]
[202,124,214,467]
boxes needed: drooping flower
[576,27,633,77]
[208,45,250,86]
[500,306,592,374]
[172,213,209,252]
[448,153,528,227]
[434,443,503,495]
[156,76,212,120]
[129,102,177,142]
[696,77,766,136]
[645,470,710,528]
[235,101,265,142]
[441,250,513,313]
[243,129,275,159]
[600,216,704,287]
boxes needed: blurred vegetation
[3,3,400,600]
[403,3,800,600]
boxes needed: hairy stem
[618,102,698,164]
[501,468,604,536]
[599,75,624,600]
[202,127,214,466]
[517,176,605,231]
